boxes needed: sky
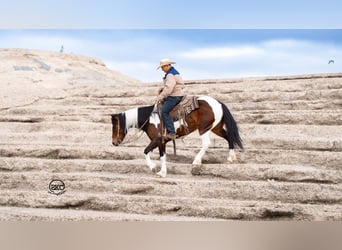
[0,1,341,82]
[1,0,342,29]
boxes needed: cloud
[105,60,159,82]
[177,39,342,80]
[180,46,263,59]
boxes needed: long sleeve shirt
[157,67,184,101]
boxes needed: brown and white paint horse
[111,96,243,177]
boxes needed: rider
[156,58,184,140]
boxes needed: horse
[111,96,243,177]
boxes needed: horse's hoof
[191,166,201,175]
[155,171,166,178]
[147,162,157,170]
[228,150,237,163]
[227,156,237,163]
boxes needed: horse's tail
[220,102,243,149]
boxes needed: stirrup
[165,134,177,140]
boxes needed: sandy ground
[0,49,341,221]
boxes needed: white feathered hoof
[147,161,156,170]
[155,170,166,178]
[227,149,237,163]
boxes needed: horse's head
[111,113,126,146]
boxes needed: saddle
[170,95,199,121]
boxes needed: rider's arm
[157,74,176,102]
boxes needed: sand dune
[0,48,139,110]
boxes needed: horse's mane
[137,105,154,127]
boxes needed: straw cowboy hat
[157,58,176,69]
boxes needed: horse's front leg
[156,142,167,178]
[144,139,159,171]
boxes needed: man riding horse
[156,58,185,140]
[111,59,243,177]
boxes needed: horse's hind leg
[192,131,211,166]
[212,124,237,163]
[227,149,237,162]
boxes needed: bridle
[112,110,176,154]
[113,113,150,145]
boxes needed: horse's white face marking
[198,96,223,128]
[125,108,138,129]
[149,113,160,128]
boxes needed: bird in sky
[328,60,334,64]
